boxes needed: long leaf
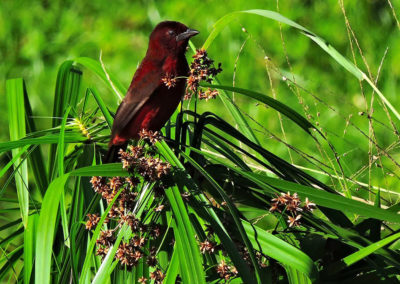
[196,147,400,223]
[252,173,400,223]
[164,244,179,284]
[156,141,206,283]
[35,174,70,284]
[0,145,29,179]
[49,61,82,180]
[6,78,29,228]
[89,87,114,129]
[24,213,38,284]
[74,57,127,98]
[23,83,48,195]
[203,9,400,121]
[339,233,400,268]
[215,79,261,146]
[0,133,87,153]
[58,107,71,248]
[202,83,316,134]
[70,163,127,177]
[179,151,261,282]
[242,221,318,282]
[79,188,123,283]
[91,225,128,284]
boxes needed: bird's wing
[110,61,163,138]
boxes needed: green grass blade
[51,60,73,128]
[0,227,24,247]
[49,60,72,177]
[179,151,261,283]
[202,131,251,170]
[198,149,399,223]
[70,163,127,177]
[91,224,129,284]
[342,232,400,268]
[49,61,82,180]
[361,75,400,121]
[0,133,87,153]
[325,231,400,276]
[188,141,385,225]
[67,144,96,283]
[203,83,316,134]
[6,78,29,228]
[0,145,29,179]
[0,245,24,282]
[74,57,127,97]
[58,107,71,248]
[214,78,261,146]
[89,87,114,129]
[252,174,400,223]
[203,10,400,121]
[162,151,255,282]
[35,174,70,284]
[242,221,318,282]
[23,82,48,195]
[172,217,194,283]
[24,213,39,284]
[156,141,206,283]
[164,244,179,284]
[188,191,256,282]
[79,188,123,283]
[203,9,361,77]
[285,266,312,284]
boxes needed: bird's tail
[105,144,126,163]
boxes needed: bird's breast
[162,57,178,74]
[162,54,189,76]
[120,73,186,143]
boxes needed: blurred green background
[1,0,400,198]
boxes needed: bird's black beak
[176,28,199,41]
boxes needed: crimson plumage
[106,21,199,162]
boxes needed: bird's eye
[168,30,175,36]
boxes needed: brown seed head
[199,239,217,254]
[85,213,101,230]
[96,230,115,247]
[185,49,222,100]
[139,129,162,145]
[161,73,177,89]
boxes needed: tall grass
[1,9,400,284]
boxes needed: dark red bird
[106,21,199,162]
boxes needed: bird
[105,21,199,162]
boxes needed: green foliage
[2,3,400,284]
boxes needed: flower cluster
[185,48,222,100]
[233,241,267,268]
[216,260,238,281]
[161,73,177,89]
[97,229,115,246]
[199,239,218,254]
[198,88,219,101]
[119,145,171,182]
[120,213,141,231]
[114,241,161,272]
[115,241,143,267]
[198,223,268,281]
[85,213,100,230]
[89,175,137,217]
[139,129,162,145]
[87,141,171,272]
[150,269,165,283]
[269,192,316,227]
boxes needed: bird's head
[147,21,199,57]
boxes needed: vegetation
[2,1,400,283]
